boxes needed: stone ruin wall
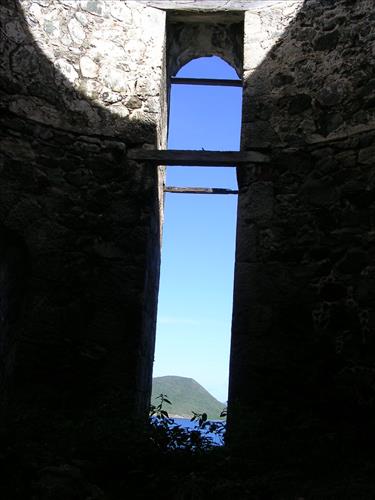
[0,0,375,459]
[229,0,375,455]
[0,0,167,441]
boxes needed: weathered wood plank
[164,186,238,194]
[127,149,270,166]
[171,77,242,87]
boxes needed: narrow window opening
[152,56,242,426]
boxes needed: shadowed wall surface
[0,0,166,450]
[228,0,375,462]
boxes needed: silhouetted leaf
[220,407,227,417]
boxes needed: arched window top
[170,50,242,80]
[167,18,244,79]
[168,56,242,152]
[176,56,240,80]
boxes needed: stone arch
[167,14,244,79]
[170,52,241,80]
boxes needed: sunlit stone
[68,17,85,43]
[80,55,98,78]
[55,57,79,84]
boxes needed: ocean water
[171,418,225,446]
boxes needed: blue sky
[152,56,242,403]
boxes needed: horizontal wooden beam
[127,149,270,166]
[170,77,242,87]
[164,186,238,195]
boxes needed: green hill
[151,376,226,419]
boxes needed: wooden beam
[164,186,238,195]
[171,77,242,87]
[127,149,270,166]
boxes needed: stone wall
[1,0,375,468]
[0,0,166,447]
[228,0,375,461]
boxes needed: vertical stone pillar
[228,3,304,458]
[228,0,375,466]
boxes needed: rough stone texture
[143,0,296,11]
[228,0,375,463]
[0,0,166,450]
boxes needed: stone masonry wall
[0,0,166,449]
[1,0,375,469]
[229,0,375,461]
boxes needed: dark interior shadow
[0,0,162,451]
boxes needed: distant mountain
[151,376,226,419]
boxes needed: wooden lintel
[164,186,238,195]
[127,149,270,166]
[170,77,242,87]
